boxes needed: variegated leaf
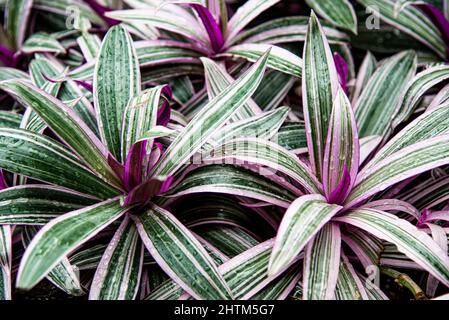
[305,0,357,34]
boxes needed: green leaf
[355,51,417,138]
[0,185,97,225]
[0,226,11,300]
[89,217,143,300]
[303,223,341,300]
[0,128,119,198]
[0,80,122,189]
[151,50,270,178]
[269,194,342,276]
[133,203,233,300]
[164,165,297,208]
[334,253,368,300]
[302,12,339,180]
[336,209,449,288]
[305,0,357,33]
[94,24,141,163]
[219,44,302,78]
[356,0,447,58]
[17,197,128,290]
[0,111,21,128]
[4,0,33,48]
[22,32,66,55]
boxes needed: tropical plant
[0,0,449,301]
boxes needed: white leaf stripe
[219,44,302,78]
[303,223,341,300]
[0,128,119,198]
[336,209,449,287]
[0,80,122,188]
[151,50,270,178]
[354,51,417,138]
[90,217,144,300]
[302,12,339,180]
[203,138,322,194]
[348,134,449,207]
[269,195,342,276]
[133,204,233,300]
[93,25,141,163]
[356,0,447,58]
[17,197,129,289]
[335,253,369,300]
[305,0,357,33]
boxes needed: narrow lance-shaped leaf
[268,195,342,277]
[356,0,447,59]
[347,134,449,208]
[94,24,141,163]
[0,80,122,189]
[89,216,144,300]
[225,0,281,45]
[335,209,449,288]
[302,12,339,180]
[203,138,323,194]
[218,44,302,78]
[393,64,449,128]
[17,197,129,290]
[201,57,261,121]
[121,85,171,159]
[0,128,119,198]
[0,185,98,225]
[133,203,233,300]
[0,226,11,300]
[151,50,270,178]
[323,88,359,204]
[303,223,341,300]
[354,51,417,138]
[4,0,33,49]
[334,253,369,300]
[305,0,357,34]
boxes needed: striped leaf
[0,226,11,300]
[323,88,359,203]
[204,138,322,194]
[347,134,449,207]
[334,253,368,300]
[356,0,447,58]
[253,71,295,111]
[94,24,141,163]
[393,64,449,128]
[273,123,308,152]
[303,223,341,300]
[201,57,260,121]
[219,44,302,78]
[232,16,349,46]
[0,185,97,225]
[90,217,144,300]
[133,203,233,300]
[33,0,105,26]
[305,0,357,34]
[0,128,119,198]
[335,209,449,288]
[225,0,281,45]
[352,51,377,103]
[22,33,66,55]
[22,227,84,296]
[150,50,270,178]
[164,165,296,208]
[302,12,339,180]
[211,107,289,144]
[106,8,208,45]
[17,197,128,290]
[268,195,342,276]
[4,0,33,48]
[0,67,29,81]
[368,102,449,167]
[359,135,382,164]
[136,40,204,68]
[0,80,122,188]
[354,51,417,138]
[0,111,21,128]
[121,85,170,159]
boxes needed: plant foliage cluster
[1,0,449,300]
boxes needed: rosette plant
[1,0,449,301]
